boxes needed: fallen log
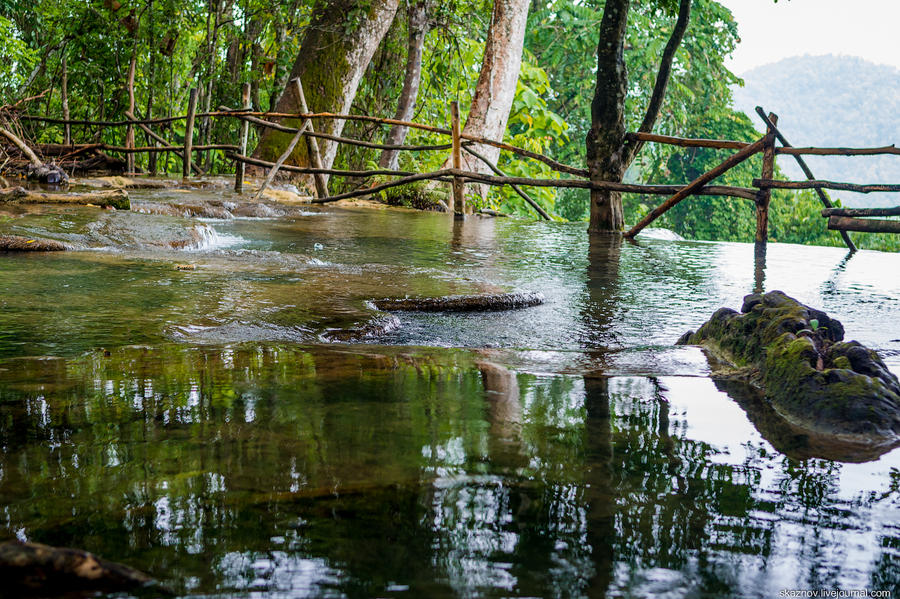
[0,540,161,595]
[827,215,900,234]
[0,235,69,251]
[0,126,41,167]
[0,186,130,209]
[0,127,69,184]
[373,291,544,312]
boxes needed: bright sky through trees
[718,0,900,74]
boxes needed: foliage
[1,0,896,251]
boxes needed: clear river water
[1,182,899,598]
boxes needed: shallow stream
[1,183,899,597]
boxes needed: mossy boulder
[677,290,900,443]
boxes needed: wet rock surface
[678,290,900,443]
[0,540,159,595]
[0,234,69,251]
[26,163,69,185]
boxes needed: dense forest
[0,0,896,250]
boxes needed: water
[1,185,899,597]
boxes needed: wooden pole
[254,121,312,200]
[183,87,198,180]
[822,206,900,217]
[624,136,768,238]
[755,106,856,252]
[753,179,900,194]
[827,216,900,234]
[61,54,71,146]
[755,112,777,242]
[235,82,251,193]
[231,153,758,199]
[777,145,900,156]
[125,54,136,175]
[463,145,550,220]
[290,78,328,198]
[626,131,749,150]
[450,101,464,218]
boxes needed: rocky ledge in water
[677,290,900,444]
[0,540,164,596]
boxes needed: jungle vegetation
[0,0,896,251]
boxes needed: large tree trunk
[252,0,400,190]
[378,1,427,170]
[448,0,529,177]
[586,0,691,233]
[586,0,630,233]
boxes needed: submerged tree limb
[0,186,130,209]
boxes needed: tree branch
[628,0,691,162]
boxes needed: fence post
[450,101,465,218]
[290,78,328,198]
[235,82,251,193]
[755,112,777,243]
[183,87,198,180]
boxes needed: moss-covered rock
[677,290,900,443]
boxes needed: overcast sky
[716,0,900,75]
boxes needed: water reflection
[1,346,898,597]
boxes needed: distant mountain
[732,55,900,208]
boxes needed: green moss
[681,291,900,439]
[832,356,852,370]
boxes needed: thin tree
[378,0,428,171]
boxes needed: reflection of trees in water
[0,346,898,596]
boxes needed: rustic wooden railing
[4,78,898,249]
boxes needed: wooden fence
[5,78,900,251]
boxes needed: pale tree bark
[587,0,691,233]
[378,0,428,170]
[446,0,530,178]
[252,0,400,189]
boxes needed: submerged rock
[322,313,401,342]
[26,163,69,185]
[0,540,159,595]
[677,290,900,443]
[373,291,544,312]
[0,234,68,251]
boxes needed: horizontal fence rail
[4,93,898,246]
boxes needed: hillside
[732,55,900,208]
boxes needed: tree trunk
[586,0,691,233]
[378,1,427,170]
[251,0,401,190]
[447,0,530,180]
[586,0,629,233]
